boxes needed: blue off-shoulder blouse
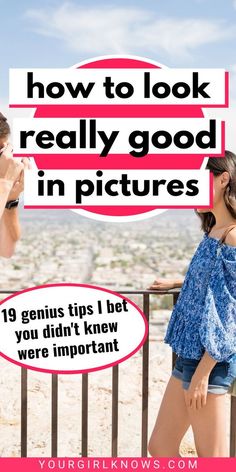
[164,232,236,363]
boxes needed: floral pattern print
[164,232,236,363]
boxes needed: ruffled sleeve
[199,245,236,362]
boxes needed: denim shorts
[172,355,236,394]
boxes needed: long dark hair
[195,150,236,233]
[0,112,10,138]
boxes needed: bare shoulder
[225,227,236,247]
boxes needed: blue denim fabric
[172,355,236,394]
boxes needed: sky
[1,0,236,148]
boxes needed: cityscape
[0,208,202,294]
[0,208,208,457]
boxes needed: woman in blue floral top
[148,151,236,457]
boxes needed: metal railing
[0,289,235,457]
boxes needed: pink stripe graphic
[0,457,235,471]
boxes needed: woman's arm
[148,277,184,290]
[0,144,24,221]
[0,168,26,257]
[0,153,26,258]
[185,351,218,411]
[0,207,21,257]
[0,179,13,219]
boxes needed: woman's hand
[7,158,30,201]
[185,370,209,410]
[185,351,217,410]
[0,143,24,183]
[148,278,179,290]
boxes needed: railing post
[21,368,28,457]
[141,293,150,456]
[51,374,58,457]
[172,292,180,369]
[81,373,88,456]
[111,365,119,457]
